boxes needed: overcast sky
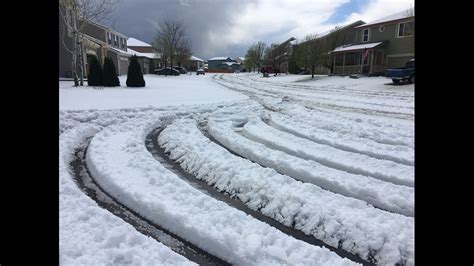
[109,0,414,60]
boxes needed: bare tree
[244,41,266,73]
[153,19,191,68]
[59,0,119,86]
[295,34,329,79]
[176,38,192,67]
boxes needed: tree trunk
[72,33,79,86]
[311,66,315,79]
[78,45,84,86]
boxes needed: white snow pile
[241,117,414,187]
[278,103,414,148]
[269,112,414,165]
[86,115,358,266]
[207,117,414,216]
[59,122,195,265]
[159,118,414,265]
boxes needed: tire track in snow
[146,125,373,266]
[214,74,414,120]
[70,139,230,266]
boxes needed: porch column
[370,50,374,74]
[342,53,345,74]
[332,53,336,74]
[360,52,363,74]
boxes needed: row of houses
[270,9,414,76]
[59,5,205,79]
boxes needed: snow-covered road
[60,73,414,265]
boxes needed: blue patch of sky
[325,0,369,24]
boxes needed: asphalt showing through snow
[70,138,230,266]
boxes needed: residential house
[127,38,161,74]
[268,37,296,73]
[207,57,242,73]
[331,9,414,75]
[59,3,131,78]
[82,20,130,76]
[182,55,205,71]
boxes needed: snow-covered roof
[332,42,383,53]
[190,55,204,62]
[208,56,230,61]
[221,62,239,66]
[355,9,414,28]
[110,47,133,57]
[127,37,152,47]
[127,48,159,59]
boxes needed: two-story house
[81,20,131,76]
[331,9,414,75]
[59,3,131,78]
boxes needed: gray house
[331,9,414,75]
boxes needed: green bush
[126,55,145,87]
[103,57,120,87]
[87,55,103,86]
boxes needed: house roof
[110,47,133,57]
[332,42,383,53]
[296,20,365,44]
[221,62,239,66]
[208,56,231,61]
[355,9,414,28]
[190,55,204,62]
[127,48,159,59]
[127,37,152,47]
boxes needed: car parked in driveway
[196,68,205,75]
[155,68,180,76]
[385,59,414,84]
[173,66,187,74]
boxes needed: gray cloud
[109,0,258,60]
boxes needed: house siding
[356,18,414,68]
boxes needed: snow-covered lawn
[60,73,414,265]
[59,74,247,110]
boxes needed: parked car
[155,68,180,76]
[196,68,205,75]
[173,66,187,74]
[385,59,415,84]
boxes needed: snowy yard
[60,73,414,265]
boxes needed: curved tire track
[147,125,373,265]
[70,138,230,266]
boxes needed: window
[398,21,414,37]
[107,32,112,45]
[345,52,361,65]
[362,29,369,42]
[114,35,118,47]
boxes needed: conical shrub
[126,55,145,87]
[87,55,103,86]
[103,57,120,87]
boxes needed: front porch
[331,42,387,76]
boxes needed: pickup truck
[385,59,415,84]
